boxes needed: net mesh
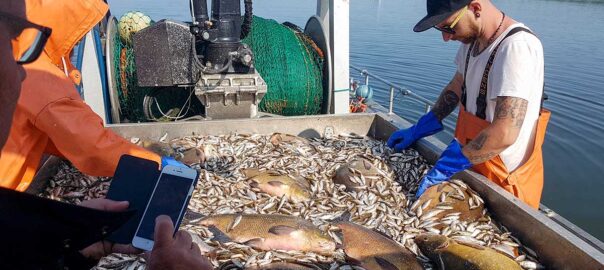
[112,15,324,121]
[242,16,324,116]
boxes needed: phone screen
[135,173,193,240]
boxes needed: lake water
[108,0,604,241]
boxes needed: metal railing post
[389,87,395,114]
[350,65,435,116]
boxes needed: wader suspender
[461,27,544,119]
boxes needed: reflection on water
[108,0,604,241]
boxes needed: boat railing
[350,64,434,115]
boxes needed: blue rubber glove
[416,139,472,197]
[387,111,443,152]
[161,156,188,169]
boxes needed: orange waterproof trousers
[454,106,551,209]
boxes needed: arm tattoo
[468,151,498,164]
[432,90,460,121]
[465,133,497,164]
[467,133,487,151]
[494,96,528,128]
[463,97,528,164]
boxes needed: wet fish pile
[41,133,543,270]
[41,162,110,204]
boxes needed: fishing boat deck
[102,112,604,269]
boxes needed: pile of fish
[41,133,544,270]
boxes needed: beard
[459,36,476,44]
[456,22,480,44]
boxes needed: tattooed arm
[462,96,528,164]
[431,73,464,121]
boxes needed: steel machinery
[133,0,267,119]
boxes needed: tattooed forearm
[494,96,528,128]
[431,74,463,121]
[461,97,527,164]
[464,133,497,164]
[467,133,487,151]
[467,151,499,164]
[431,90,460,121]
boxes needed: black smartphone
[105,155,160,244]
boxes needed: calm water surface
[108,0,604,241]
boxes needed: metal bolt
[243,54,252,64]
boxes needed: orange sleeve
[34,97,161,177]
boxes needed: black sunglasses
[0,11,52,65]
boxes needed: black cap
[414,0,472,32]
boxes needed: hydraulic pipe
[211,0,242,43]
[192,0,209,25]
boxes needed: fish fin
[243,238,265,248]
[249,180,260,188]
[243,168,262,178]
[371,228,392,239]
[226,214,243,233]
[208,225,233,243]
[293,175,311,188]
[374,257,400,270]
[268,225,298,235]
[268,181,287,187]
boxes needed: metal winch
[132,0,267,119]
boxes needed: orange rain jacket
[1,0,161,191]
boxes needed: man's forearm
[462,132,504,164]
[432,89,460,121]
[461,96,528,164]
[431,73,463,121]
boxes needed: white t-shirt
[454,23,544,171]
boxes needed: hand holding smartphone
[132,165,198,251]
[146,215,214,270]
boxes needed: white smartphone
[132,165,198,251]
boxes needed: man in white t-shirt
[387,0,550,209]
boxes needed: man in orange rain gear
[0,0,182,191]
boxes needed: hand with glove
[416,139,472,197]
[387,111,444,152]
[161,156,188,169]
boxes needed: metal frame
[106,113,604,269]
[317,0,349,114]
